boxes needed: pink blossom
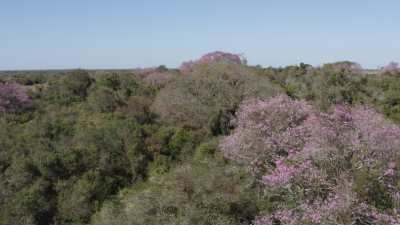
[262,160,311,187]
[384,162,396,177]
[253,209,298,225]
[0,83,32,113]
[219,95,314,170]
[220,95,400,225]
[180,51,246,74]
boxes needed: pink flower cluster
[262,158,312,187]
[254,190,400,225]
[384,162,397,177]
[180,51,246,74]
[0,83,32,113]
[253,209,298,225]
[220,95,313,170]
[222,96,400,183]
[220,95,400,224]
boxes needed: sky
[1,0,399,70]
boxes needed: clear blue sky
[1,0,399,70]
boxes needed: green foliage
[56,170,122,224]
[2,179,53,225]
[87,87,121,113]
[152,62,282,128]
[367,74,400,122]
[265,64,370,110]
[143,125,204,177]
[46,69,94,105]
[194,138,218,160]
[353,168,393,210]
[116,95,154,123]
[96,72,122,91]
[209,109,235,135]
[92,161,259,225]
[0,106,151,225]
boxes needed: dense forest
[1,52,400,225]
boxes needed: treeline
[0,52,399,225]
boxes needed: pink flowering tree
[253,182,400,225]
[220,95,400,224]
[180,51,247,74]
[219,95,316,177]
[381,62,400,75]
[0,83,32,114]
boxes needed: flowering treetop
[180,51,247,74]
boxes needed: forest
[1,51,400,225]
